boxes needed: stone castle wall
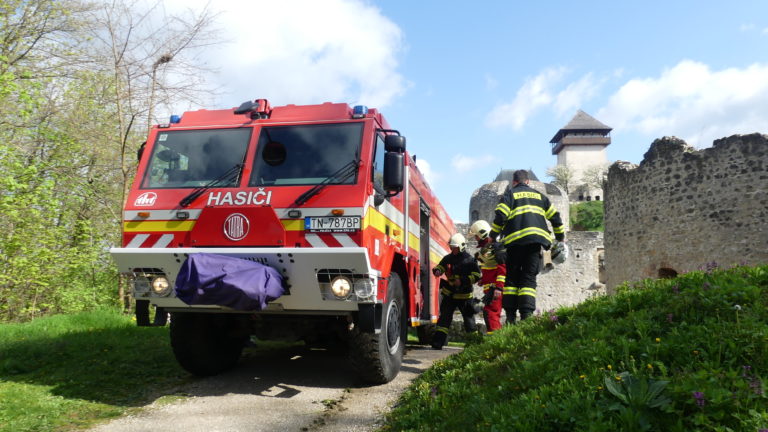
[604,133,768,290]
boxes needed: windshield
[249,123,363,186]
[141,128,251,189]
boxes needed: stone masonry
[604,133,768,290]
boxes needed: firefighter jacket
[433,251,481,300]
[475,239,507,293]
[491,183,565,249]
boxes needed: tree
[0,0,221,321]
[546,164,575,195]
[570,201,604,231]
[581,164,608,191]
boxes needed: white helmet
[551,241,569,264]
[448,233,467,251]
[469,220,492,240]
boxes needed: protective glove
[432,268,443,277]
[481,288,497,305]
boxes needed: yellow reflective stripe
[518,287,537,297]
[495,203,511,217]
[440,288,452,296]
[502,227,553,244]
[453,293,473,299]
[124,220,195,232]
[481,264,497,270]
[507,205,546,220]
[470,272,481,282]
[502,287,518,295]
[553,225,565,234]
[545,205,556,219]
[435,326,449,334]
[496,275,506,283]
[513,191,541,200]
[435,265,446,272]
[491,223,502,231]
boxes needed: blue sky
[161,0,768,222]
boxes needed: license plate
[304,216,361,233]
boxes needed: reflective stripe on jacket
[491,183,564,248]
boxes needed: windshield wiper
[179,163,243,208]
[291,159,359,207]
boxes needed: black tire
[416,324,435,345]
[349,273,406,384]
[170,312,248,376]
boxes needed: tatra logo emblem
[223,213,249,241]
[134,192,157,206]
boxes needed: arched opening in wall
[578,195,584,201]
[658,268,678,279]
[471,210,479,222]
[595,196,601,201]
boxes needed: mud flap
[357,303,382,333]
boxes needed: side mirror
[383,152,404,195]
[385,135,406,153]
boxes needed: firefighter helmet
[551,241,569,264]
[448,233,467,252]
[469,220,492,240]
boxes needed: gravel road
[87,344,459,432]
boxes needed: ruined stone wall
[604,134,768,290]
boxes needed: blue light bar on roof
[352,105,368,119]
[169,115,181,124]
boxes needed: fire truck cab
[111,99,455,383]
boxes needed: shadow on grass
[0,325,186,407]
[1,325,448,405]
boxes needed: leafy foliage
[570,200,604,231]
[383,265,768,431]
[0,0,217,322]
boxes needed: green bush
[571,201,604,231]
[383,264,768,431]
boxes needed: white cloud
[740,23,756,32]
[554,73,601,116]
[485,67,603,130]
[597,60,768,147]
[451,154,495,173]
[485,67,567,130]
[415,158,438,186]
[164,0,406,108]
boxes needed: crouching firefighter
[469,220,507,335]
[430,233,482,350]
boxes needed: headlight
[353,278,374,299]
[133,276,151,295]
[330,276,352,299]
[151,276,172,297]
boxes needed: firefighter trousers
[482,291,503,333]
[503,243,541,323]
[432,295,477,348]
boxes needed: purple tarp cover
[175,253,285,311]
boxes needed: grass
[0,309,188,432]
[383,264,768,431]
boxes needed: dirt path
[87,345,459,432]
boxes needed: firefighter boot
[431,328,448,350]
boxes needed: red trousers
[483,292,503,333]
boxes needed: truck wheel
[416,324,435,345]
[349,273,406,384]
[170,312,248,376]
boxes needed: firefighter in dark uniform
[490,170,565,322]
[431,233,481,349]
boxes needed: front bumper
[110,246,378,312]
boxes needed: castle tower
[550,110,612,201]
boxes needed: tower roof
[550,110,612,143]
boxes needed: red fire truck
[111,99,455,383]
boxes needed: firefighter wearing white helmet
[430,232,481,349]
[470,220,507,334]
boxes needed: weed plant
[0,309,187,431]
[384,265,768,431]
